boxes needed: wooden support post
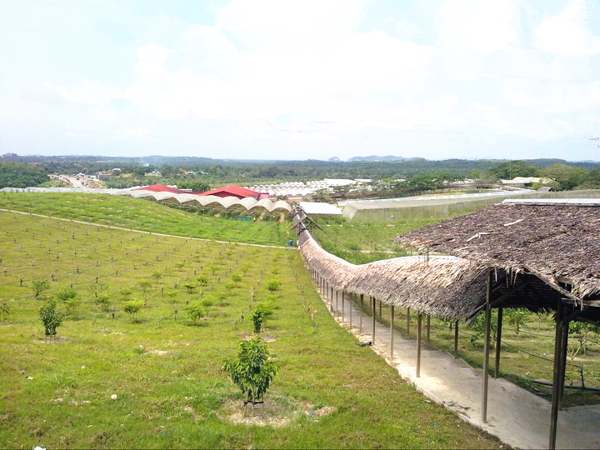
[349,293,353,328]
[341,290,345,322]
[454,320,459,355]
[335,290,339,316]
[359,294,363,333]
[379,300,382,320]
[494,306,503,378]
[549,306,566,450]
[426,315,431,342]
[407,307,411,335]
[371,297,376,344]
[416,313,422,377]
[390,306,395,359]
[481,271,492,424]
[559,318,569,407]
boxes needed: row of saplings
[35,279,280,406]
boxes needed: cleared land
[0,211,498,448]
[0,192,293,246]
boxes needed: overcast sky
[1,0,600,161]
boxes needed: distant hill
[349,155,409,162]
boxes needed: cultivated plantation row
[0,211,497,448]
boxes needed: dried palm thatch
[297,227,490,320]
[396,201,600,301]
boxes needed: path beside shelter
[320,290,600,449]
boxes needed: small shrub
[138,281,152,300]
[266,280,281,292]
[32,280,50,299]
[56,288,79,318]
[56,287,77,302]
[151,272,162,281]
[40,299,63,336]
[95,294,111,312]
[124,300,144,322]
[223,337,278,405]
[256,299,276,317]
[187,302,207,324]
[201,299,214,308]
[184,283,196,295]
[0,301,10,321]
[197,276,208,287]
[231,274,242,283]
[251,309,265,333]
[569,321,597,356]
[506,309,528,334]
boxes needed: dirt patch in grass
[147,349,170,356]
[220,395,336,427]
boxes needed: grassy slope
[0,192,292,246]
[0,212,499,449]
[311,216,452,264]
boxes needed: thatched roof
[298,228,490,320]
[396,200,600,301]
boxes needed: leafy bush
[138,281,152,299]
[95,294,111,312]
[197,276,209,287]
[56,287,77,302]
[124,300,144,322]
[32,280,50,299]
[251,309,265,333]
[569,322,598,356]
[506,309,528,334]
[266,280,281,292]
[223,337,278,404]
[187,302,207,324]
[184,283,196,294]
[0,301,10,321]
[40,299,63,336]
[56,287,79,318]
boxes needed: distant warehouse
[299,201,342,217]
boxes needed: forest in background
[1,153,600,192]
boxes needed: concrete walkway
[322,291,600,449]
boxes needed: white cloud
[2,0,600,159]
[534,0,600,56]
[437,0,522,53]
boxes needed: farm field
[0,192,293,246]
[0,211,499,449]
[310,207,483,264]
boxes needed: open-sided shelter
[396,199,600,449]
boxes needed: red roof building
[198,184,266,199]
[136,184,182,193]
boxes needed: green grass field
[0,211,499,449]
[0,192,293,246]
[310,205,491,264]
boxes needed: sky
[1,0,600,161]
